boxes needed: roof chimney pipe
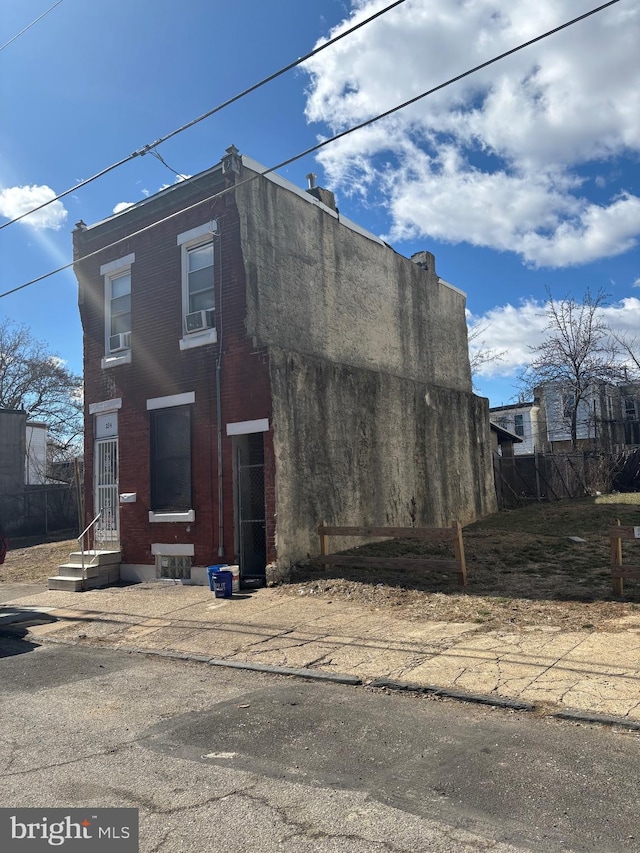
[306,173,317,190]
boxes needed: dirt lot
[275,494,640,631]
[0,535,76,584]
[2,496,640,631]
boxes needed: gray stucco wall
[269,349,496,564]
[238,170,472,392]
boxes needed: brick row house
[71,145,496,587]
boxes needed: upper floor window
[178,224,217,350]
[514,413,524,437]
[606,396,614,420]
[624,398,638,422]
[109,271,131,345]
[562,393,575,421]
[100,253,134,368]
[187,243,214,315]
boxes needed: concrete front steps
[47,550,122,592]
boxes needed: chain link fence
[0,483,80,538]
[494,449,640,508]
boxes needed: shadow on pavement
[0,627,42,658]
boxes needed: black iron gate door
[237,452,266,585]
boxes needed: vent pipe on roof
[305,176,337,212]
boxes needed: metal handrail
[77,512,101,575]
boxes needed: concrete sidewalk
[2,582,640,724]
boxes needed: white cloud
[0,184,67,230]
[633,278,640,288]
[468,296,640,378]
[304,0,640,267]
[113,201,135,214]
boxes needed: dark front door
[235,432,266,587]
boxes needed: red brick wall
[76,171,275,570]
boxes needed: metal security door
[237,440,266,586]
[94,437,119,549]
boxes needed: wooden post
[453,520,467,588]
[611,518,623,596]
[319,521,329,570]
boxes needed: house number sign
[96,412,118,439]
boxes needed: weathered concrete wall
[269,348,496,565]
[238,169,472,392]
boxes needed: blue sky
[1,0,639,408]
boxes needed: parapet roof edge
[489,402,536,412]
[78,150,463,297]
[240,155,385,248]
[81,162,225,232]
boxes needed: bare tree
[610,331,640,379]
[519,288,620,449]
[467,322,506,392]
[0,318,82,459]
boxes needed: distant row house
[490,380,640,455]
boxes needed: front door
[94,437,119,549]
[234,433,266,587]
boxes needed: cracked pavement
[3,583,640,720]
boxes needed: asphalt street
[1,638,639,852]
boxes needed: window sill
[179,328,217,350]
[149,510,195,523]
[101,351,132,369]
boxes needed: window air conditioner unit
[109,332,131,353]
[185,309,214,334]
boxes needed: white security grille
[95,438,119,549]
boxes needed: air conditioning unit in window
[185,309,214,334]
[109,332,131,353]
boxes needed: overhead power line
[0,0,622,301]
[0,0,407,231]
[0,0,65,52]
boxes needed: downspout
[216,356,224,556]
[214,221,225,557]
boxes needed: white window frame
[147,391,196,522]
[100,254,134,369]
[513,413,525,437]
[177,225,217,351]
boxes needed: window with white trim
[100,254,134,366]
[178,224,217,350]
[513,413,525,437]
[108,270,131,348]
[150,405,192,512]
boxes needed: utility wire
[0,0,64,52]
[0,0,622,300]
[0,0,407,231]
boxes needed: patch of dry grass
[277,496,640,631]
[0,537,76,584]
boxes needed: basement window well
[156,554,192,581]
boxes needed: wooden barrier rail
[317,522,467,587]
[610,519,640,596]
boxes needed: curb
[550,709,640,732]
[207,657,362,685]
[370,677,535,712]
[10,632,640,731]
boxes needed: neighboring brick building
[74,146,496,586]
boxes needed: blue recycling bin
[213,570,233,599]
[207,564,229,592]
